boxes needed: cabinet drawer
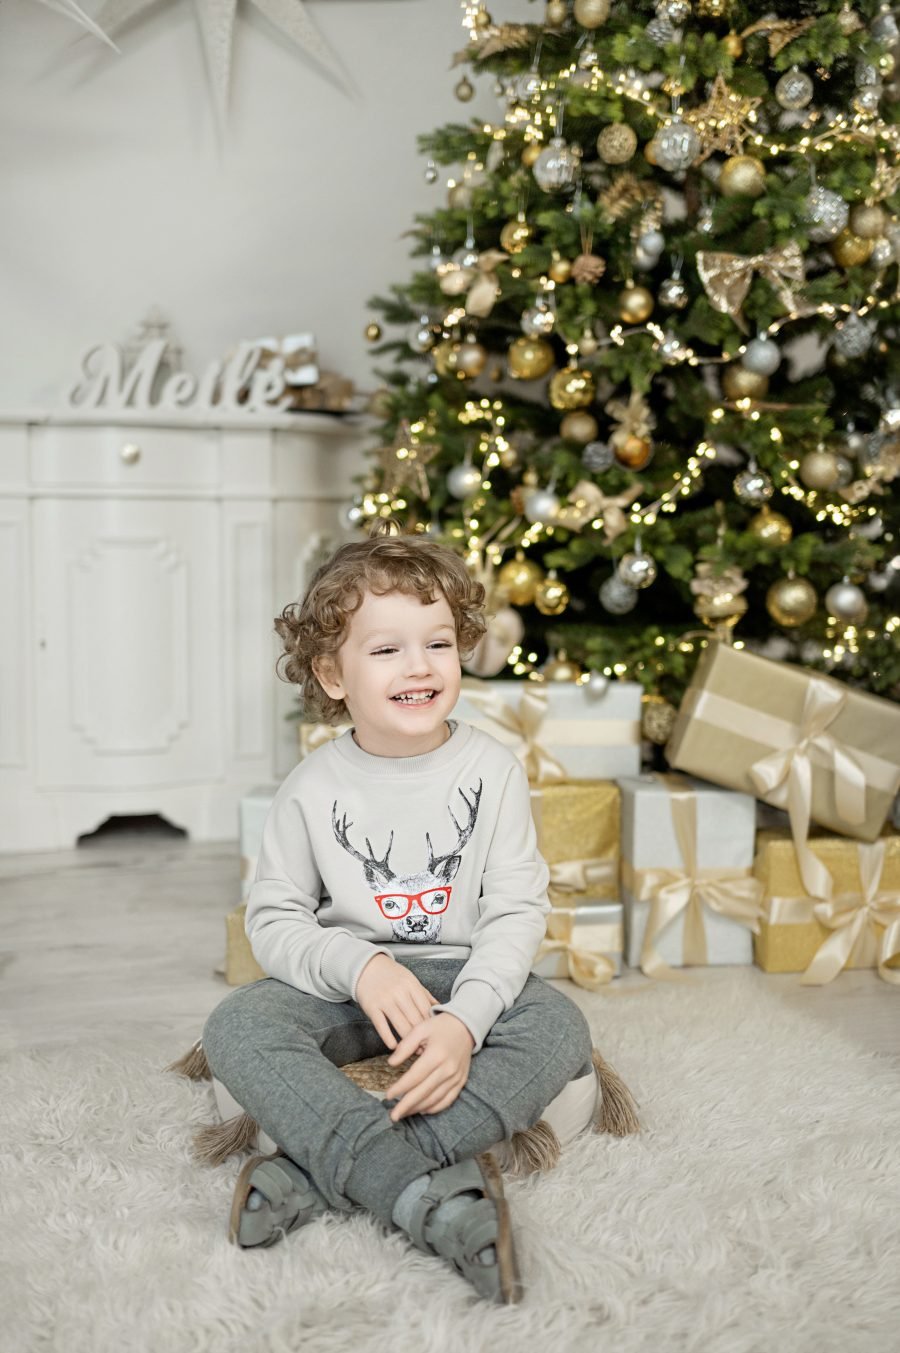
[30,425,220,489]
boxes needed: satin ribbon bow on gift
[548,857,618,898]
[749,678,866,902]
[634,782,763,979]
[459,680,567,784]
[465,250,509,319]
[695,241,805,333]
[537,890,621,991]
[802,839,900,986]
[555,480,642,541]
[538,932,618,990]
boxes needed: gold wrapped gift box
[753,829,900,982]
[226,905,265,986]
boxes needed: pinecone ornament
[571,253,607,284]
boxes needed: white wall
[0,0,530,408]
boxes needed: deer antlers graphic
[331,804,395,886]
[426,781,483,877]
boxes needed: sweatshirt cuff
[320,933,395,1002]
[433,980,505,1053]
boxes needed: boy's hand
[355,954,437,1050]
[385,1013,475,1121]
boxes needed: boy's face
[314,588,463,757]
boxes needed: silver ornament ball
[742,337,781,376]
[424,162,438,185]
[582,440,615,472]
[825,581,868,624]
[586,670,610,697]
[662,0,690,22]
[832,454,855,487]
[775,68,814,110]
[523,488,561,523]
[634,245,661,270]
[653,119,701,173]
[832,312,873,359]
[733,466,774,505]
[618,550,658,589]
[646,14,677,45]
[446,463,483,499]
[599,574,638,614]
[659,333,687,364]
[341,502,366,529]
[520,305,556,337]
[871,237,895,268]
[407,317,435,353]
[659,275,689,309]
[804,187,849,242]
[533,137,579,192]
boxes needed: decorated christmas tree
[354,0,900,733]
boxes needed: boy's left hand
[385,1013,475,1121]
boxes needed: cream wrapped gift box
[451,677,642,782]
[239,784,279,902]
[620,772,762,974]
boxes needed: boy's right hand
[355,954,437,1050]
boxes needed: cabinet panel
[0,500,28,767]
[30,425,219,490]
[34,498,222,789]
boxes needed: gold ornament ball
[596,123,637,164]
[878,50,896,76]
[614,435,653,470]
[447,183,474,211]
[799,448,840,490]
[830,229,874,267]
[534,573,570,615]
[573,0,610,26]
[542,649,583,682]
[454,76,475,103]
[643,140,659,166]
[749,506,793,546]
[693,589,749,627]
[497,555,544,605]
[439,268,472,297]
[545,0,567,25]
[521,143,543,168]
[500,218,533,253]
[719,155,767,198]
[507,336,555,381]
[432,339,462,377]
[618,285,654,324]
[723,32,743,57]
[766,576,817,628]
[548,254,573,283]
[848,203,887,239]
[364,322,382,342]
[578,328,599,357]
[548,366,596,410]
[455,340,488,378]
[473,7,492,27]
[721,365,769,400]
[641,694,679,745]
[368,387,393,418]
[560,410,599,444]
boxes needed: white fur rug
[3,972,899,1353]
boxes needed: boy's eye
[370,641,453,656]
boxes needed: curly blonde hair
[276,522,487,724]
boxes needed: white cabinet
[0,412,367,850]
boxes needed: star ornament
[685,74,763,160]
[375,425,441,501]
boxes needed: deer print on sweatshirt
[331,781,483,943]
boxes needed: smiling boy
[201,523,599,1303]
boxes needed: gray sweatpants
[202,956,593,1226]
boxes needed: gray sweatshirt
[245,719,551,1050]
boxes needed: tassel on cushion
[499,1119,561,1177]
[191,1112,261,1165]
[166,1039,212,1081]
[592,1048,640,1137]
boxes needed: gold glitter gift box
[753,829,900,982]
[226,904,266,986]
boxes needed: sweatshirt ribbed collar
[330,719,472,776]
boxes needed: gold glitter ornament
[500,218,534,253]
[830,229,874,267]
[521,143,543,168]
[534,571,570,615]
[766,576,817,627]
[432,339,462,376]
[850,204,889,242]
[497,554,544,605]
[560,410,599,443]
[748,506,793,545]
[618,285,654,323]
[364,322,382,342]
[545,0,567,26]
[799,448,840,490]
[723,32,743,57]
[721,365,769,400]
[573,0,610,26]
[548,254,573,283]
[542,649,583,681]
[719,155,766,198]
[507,336,555,380]
[641,694,679,745]
[548,366,596,410]
[596,123,637,164]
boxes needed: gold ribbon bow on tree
[459,679,567,784]
[555,480,642,539]
[804,840,900,986]
[605,389,655,450]
[695,241,805,333]
[465,249,509,319]
[749,678,867,903]
[629,779,764,979]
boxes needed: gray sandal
[228,1152,328,1249]
[405,1154,522,1305]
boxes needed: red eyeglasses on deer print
[331,781,482,943]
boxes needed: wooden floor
[1,825,897,1066]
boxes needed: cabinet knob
[120,443,142,465]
